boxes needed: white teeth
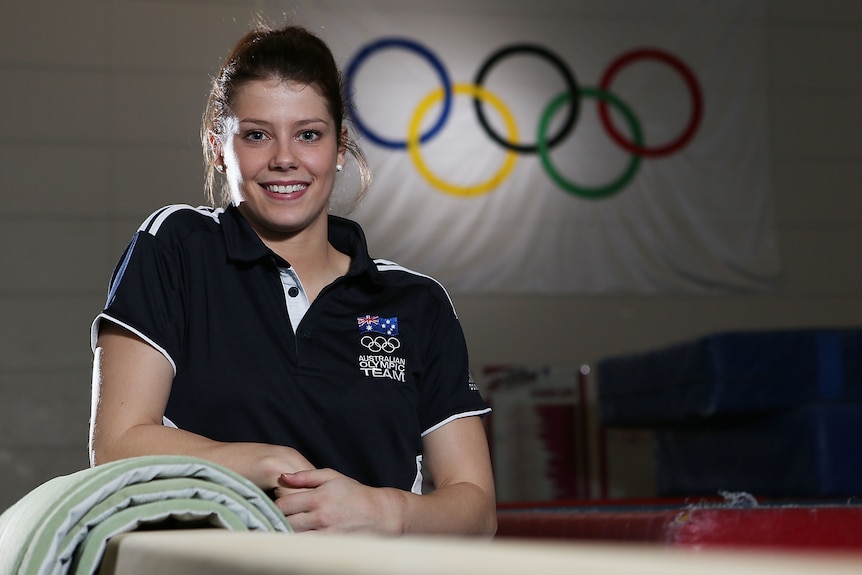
[267,184,305,194]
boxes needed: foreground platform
[100,530,862,575]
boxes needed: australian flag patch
[357,315,399,336]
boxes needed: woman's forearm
[395,481,497,536]
[90,422,314,491]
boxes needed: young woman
[88,22,496,536]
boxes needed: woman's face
[220,79,345,240]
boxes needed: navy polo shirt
[92,204,489,493]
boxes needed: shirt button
[303,330,312,339]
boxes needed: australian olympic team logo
[361,335,400,354]
[346,39,703,199]
[357,315,406,382]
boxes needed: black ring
[472,43,580,154]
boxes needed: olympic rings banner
[278,0,780,294]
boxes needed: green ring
[538,87,643,199]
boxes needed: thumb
[279,469,323,489]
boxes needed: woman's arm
[274,416,497,536]
[89,321,314,490]
[403,415,497,535]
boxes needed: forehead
[231,79,331,122]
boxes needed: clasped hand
[273,468,403,534]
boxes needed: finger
[279,469,331,489]
[273,485,310,499]
[273,490,311,517]
[281,511,317,533]
[278,472,310,490]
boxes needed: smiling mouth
[266,184,307,195]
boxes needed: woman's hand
[222,444,316,492]
[273,469,405,534]
[271,416,496,537]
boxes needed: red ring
[598,48,703,157]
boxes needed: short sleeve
[416,290,490,436]
[91,229,186,373]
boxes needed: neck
[288,243,351,303]
[254,218,350,302]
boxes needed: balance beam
[99,531,862,575]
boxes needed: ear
[337,126,349,167]
[208,130,224,164]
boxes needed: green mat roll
[0,455,291,575]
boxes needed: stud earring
[335,164,343,172]
[215,164,225,173]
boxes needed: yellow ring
[407,83,518,197]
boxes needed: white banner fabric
[265,0,778,294]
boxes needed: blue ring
[345,38,453,150]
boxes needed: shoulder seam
[374,259,458,318]
[139,204,224,236]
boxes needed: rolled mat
[0,455,291,575]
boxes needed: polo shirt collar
[220,205,383,284]
[220,205,272,263]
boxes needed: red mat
[496,500,862,551]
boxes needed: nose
[270,139,298,170]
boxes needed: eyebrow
[239,117,330,128]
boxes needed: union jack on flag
[357,315,379,330]
[357,315,399,336]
